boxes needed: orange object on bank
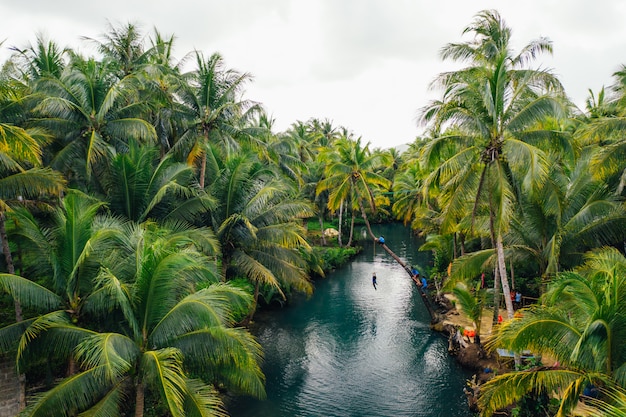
[463,329,476,338]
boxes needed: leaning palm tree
[478,247,626,417]
[419,9,568,322]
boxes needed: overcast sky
[2,1,626,149]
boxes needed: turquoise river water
[227,223,473,417]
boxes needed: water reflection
[228,224,472,417]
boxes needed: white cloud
[2,0,625,148]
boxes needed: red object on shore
[463,329,476,338]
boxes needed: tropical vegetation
[0,9,625,416]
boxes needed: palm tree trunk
[510,260,515,291]
[0,211,26,410]
[0,212,21,321]
[496,235,514,319]
[318,214,326,246]
[135,381,145,417]
[453,232,458,259]
[495,234,521,368]
[337,201,343,247]
[346,212,354,247]
[358,199,376,240]
[460,233,466,256]
[199,152,207,189]
[474,324,481,346]
[491,264,501,327]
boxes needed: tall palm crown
[580,65,626,196]
[316,136,391,240]
[10,35,66,82]
[83,22,148,78]
[420,9,567,318]
[174,52,258,188]
[33,54,156,186]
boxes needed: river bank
[430,295,512,413]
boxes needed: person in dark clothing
[372,272,377,290]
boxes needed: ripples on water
[228,225,472,417]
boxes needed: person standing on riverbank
[372,272,377,290]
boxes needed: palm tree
[83,21,148,78]
[419,10,568,322]
[449,149,626,298]
[316,136,391,243]
[0,110,65,298]
[577,65,626,196]
[101,140,211,223]
[452,281,488,346]
[203,148,314,312]
[2,221,264,417]
[302,159,330,246]
[0,79,66,303]
[255,118,308,187]
[9,34,67,83]
[0,190,119,336]
[33,53,156,187]
[0,70,66,410]
[507,151,626,287]
[478,247,626,417]
[173,51,258,188]
[308,117,341,149]
[91,24,187,158]
[392,163,426,228]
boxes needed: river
[227,223,473,417]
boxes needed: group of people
[411,268,427,291]
[511,289,522,309]
[372,236,428,292]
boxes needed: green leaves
[480,247,626,415]
[0,273,63,312]
[75,333,138,383]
